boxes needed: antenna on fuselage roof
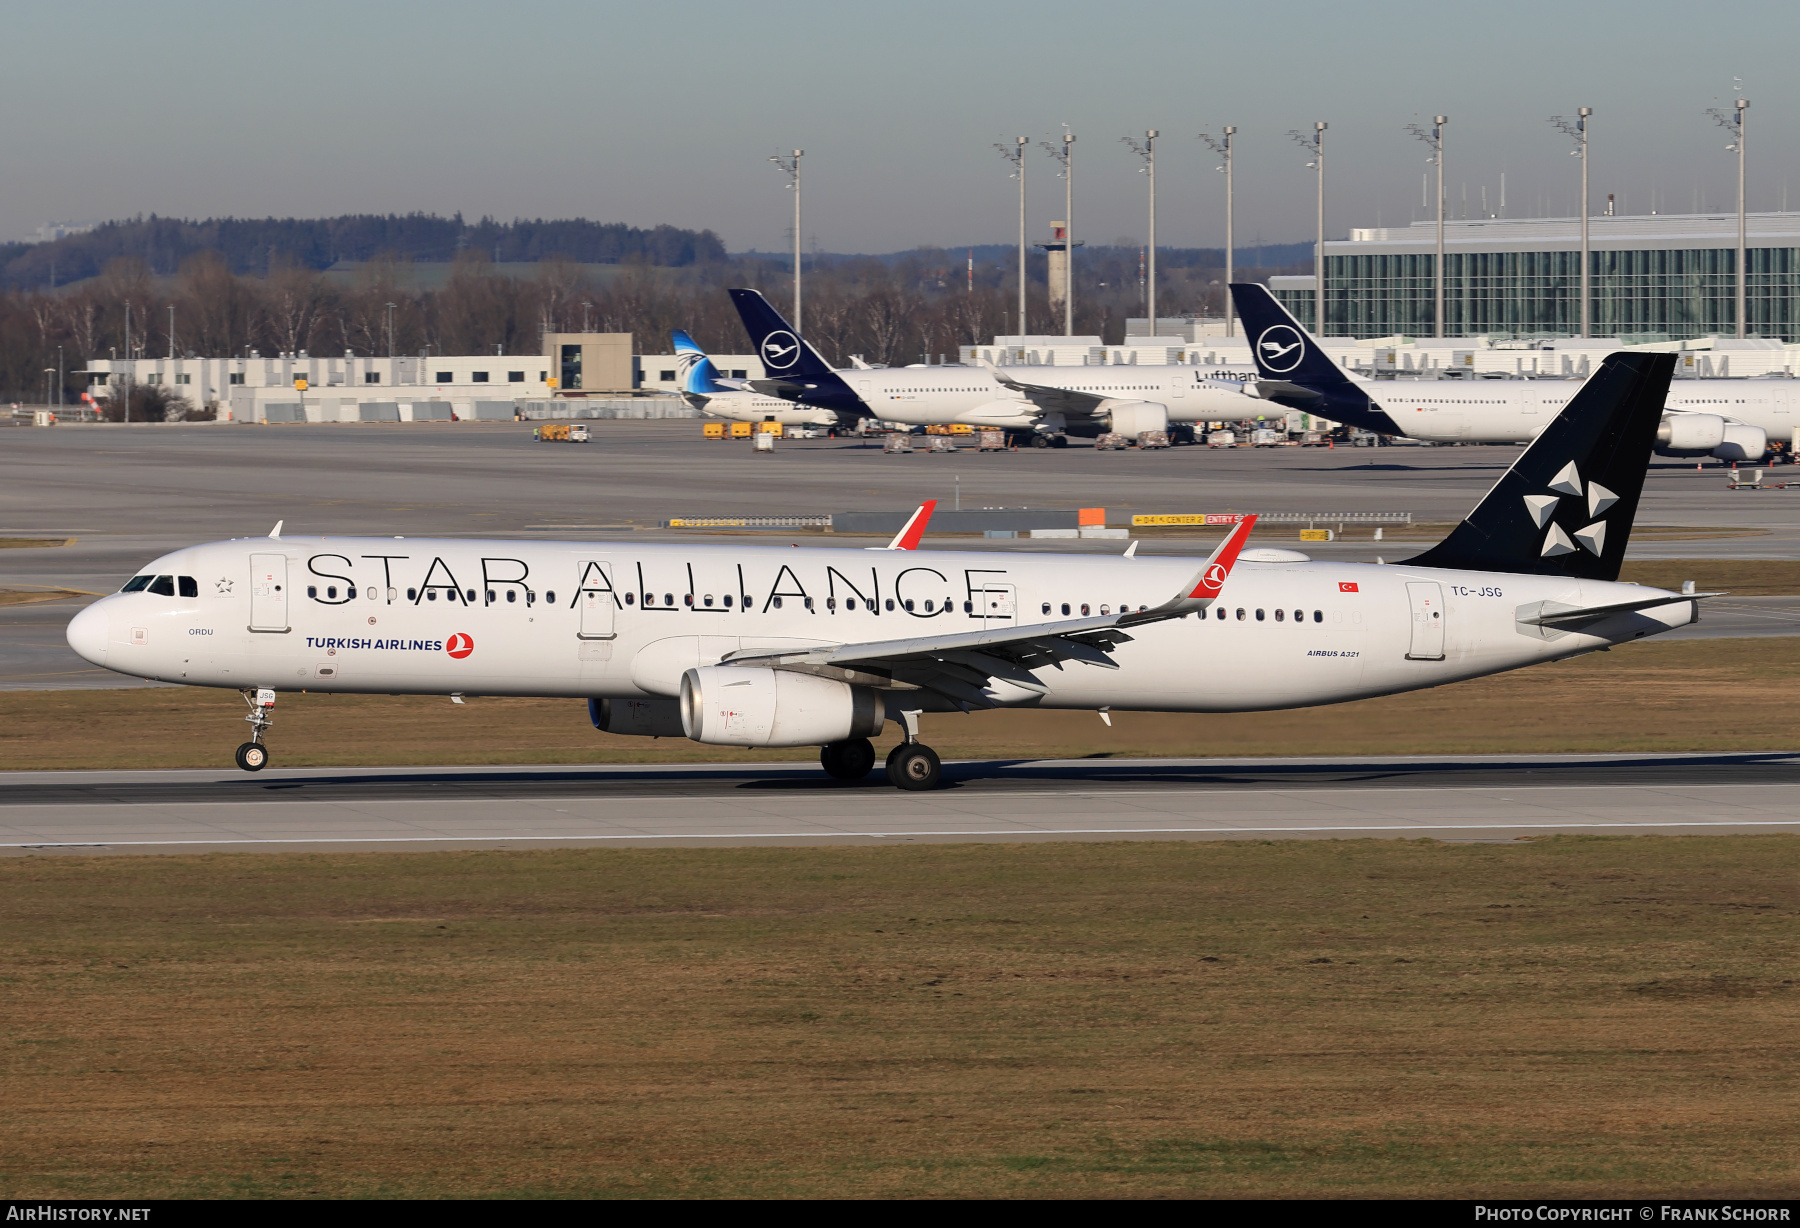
[269,521,283,538]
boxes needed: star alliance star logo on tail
[1525,460,1617,559]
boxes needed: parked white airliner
[729,288,1257,445]
[1232,282,1784,459]
[671,330,843,429]
[68,354,1701,790]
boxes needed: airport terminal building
[1272,211,1800,342]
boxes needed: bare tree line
[0,245,1305,402]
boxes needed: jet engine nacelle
[1098,399,1169,438]
[961,399,1039,429]
[1655,413,1726,453]
[1715,423,1768,463]
[680,666,885,748]
[589,696,686,738]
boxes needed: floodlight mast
[1122,131,1159,330]
[1550,108,1593,337]
[1040,128,1076,337]
[1406,116,1447,338]
[769,151,804,332]
[1287,123,1327,331]
[1199,126,1236,335]
[993,137,1028,335]
[1708,96,1750,338]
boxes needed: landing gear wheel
[1050,434,1068,449]
[886,743,942,791]
[1030,433,1051,448]
[235,742,268,772]
[821,737,876,781]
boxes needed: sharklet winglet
[880,500,937,551]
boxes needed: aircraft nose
[66,602,108,667]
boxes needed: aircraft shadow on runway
[10,751,1800,806]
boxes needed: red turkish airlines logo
[446,633,474,659]
[1339,582,1359,593]
[1198,563,1229,595]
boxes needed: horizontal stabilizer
[1516,591,1721,627]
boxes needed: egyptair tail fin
[672,330,728,396]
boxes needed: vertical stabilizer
[1404,353,1676,581]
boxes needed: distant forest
[0,218,1311,403]
[0,215,730,290]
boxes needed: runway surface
[5,752,1799,853]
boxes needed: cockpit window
[121,575,152,592]
[148,575,175,597]
[179,576,198,598]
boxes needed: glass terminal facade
[1271,214,1800,342]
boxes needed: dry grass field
[2,837,1795,1198]
[3,636,1797,772]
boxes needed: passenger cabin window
[121,575,152,592]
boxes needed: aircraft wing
[721,517,1258,708]
[746,379,813,400]
[987,370,1109,419]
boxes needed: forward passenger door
[577,560,617,640]
[249,553,288,632]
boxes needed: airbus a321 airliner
[68,353,1703,790]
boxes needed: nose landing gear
[236,687,275,772]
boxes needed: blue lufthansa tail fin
[727,288,840,382]
[672,330,727,395]
[1230,283,1352,384]
[1227,282,1403,435]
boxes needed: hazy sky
[5,0,1795,253]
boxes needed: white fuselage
[1366,374,1800,445]
[836,364,1261,429]
[688,390,837,427]
[68,537,1691,714]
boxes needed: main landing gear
[820,737,876,781]
[819,732,944,790]
[885,742,942,790]
[235,688,275,772]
